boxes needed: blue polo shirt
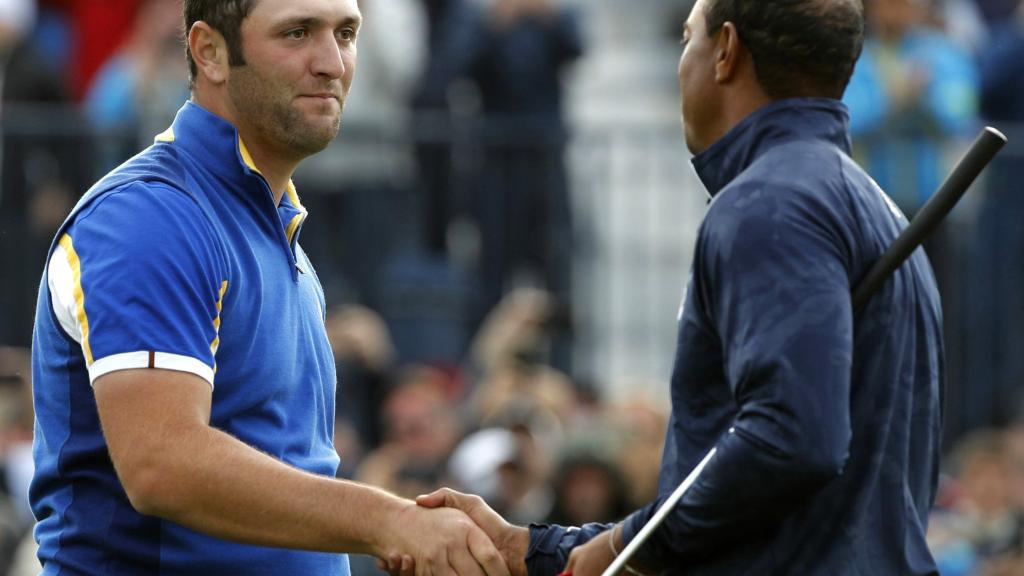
[30,101,348,575]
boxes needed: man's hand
[405,485,528,573]
[383,502,512,576]
[562,527,616,576]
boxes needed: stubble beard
[228,66,343,159]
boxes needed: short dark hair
[704,0,865,100]
[184,0,259,88]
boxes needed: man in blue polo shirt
[30,1,511,575]
[408,0,946,574]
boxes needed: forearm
[620,425,845,569]
[130,423,405,556]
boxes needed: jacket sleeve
[526,523,613,576]
[620,180,855,570]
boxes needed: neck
[191,91,298,205]
[235,130,298,205]
[707,88,771,152]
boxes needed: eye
[285,28,308,40]
[337,28,357,43]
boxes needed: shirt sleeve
[47,182,227,387]
[620,180,856,569]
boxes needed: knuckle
[481,549,501,564]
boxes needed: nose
[311,32,345,80]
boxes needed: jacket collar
[692,98,853,197]
[154,101,308,243]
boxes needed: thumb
[415,488,449,509]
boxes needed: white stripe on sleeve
[89,352,215,389]
[47,244,83,344]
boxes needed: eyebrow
[275,14,362,31]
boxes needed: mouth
[299,93,341,102]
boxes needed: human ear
[189,21,230,85]
[713,22,741,84]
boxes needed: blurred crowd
[323,289,667,574]
[0,0,1022,574]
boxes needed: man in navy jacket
[409,0,945,574]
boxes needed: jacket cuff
[526,522,614,576]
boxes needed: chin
[683,126,702,156]
[291,117,341,154]
[296,132,337,155]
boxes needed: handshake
[375,488,627,576]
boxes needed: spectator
[0,0,87,347]
[980,0,1024,124]
[930,429,1024,575]
[37,0,139,99]
[966,0,1024,438]
[547,447,631,527]
[930,0,989,54]
[464,0,584,341]
[844,0,978,213]
[412,0,481,255]
[604,398,669,509]
[325,304,397,474]
[356,366,461,499]
[974,0,1020,26]
[0,348,35,574]
[412,0,584,353]
[83,0,189,166]
[478,405,563,525]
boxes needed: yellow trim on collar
[285,214,304,245]
[285,180,307,214]
[238,137,263,175]
[237,137,308,241]
[237,138,305,208]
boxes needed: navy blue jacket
[527,99,944,575]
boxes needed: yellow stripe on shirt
[211,280,228,354]
[211,280,228,376]
[59,234,94,365]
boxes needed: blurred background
[0,0,1022,574]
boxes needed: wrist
[498,525,530,576]
[608,523,656,576]
[367,492,415,558]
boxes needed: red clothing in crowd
[40,0,140,99]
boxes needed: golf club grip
[851,127,1007,310]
